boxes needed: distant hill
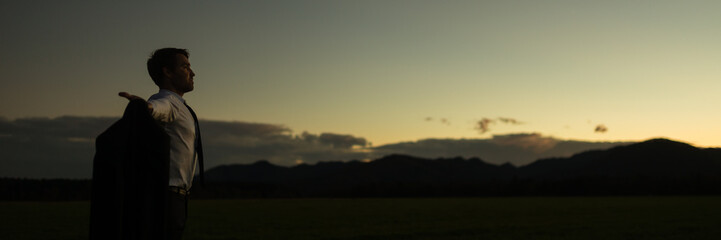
[199,138,721,197]
[521,138,721,178]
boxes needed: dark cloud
[476,118,494,134]
[0,116,629,179]
[595,124,608,133]
[318,133,367,149]
[490,133,557,153]
[0,116,372,178]
[498,117,523,125]
[0,116,117,139]
[0,116,118,178]
[201,121,292,138]
[476,117,523,134]
[201,122,370,167]
[424,117,451,126]
[374,133,632,166]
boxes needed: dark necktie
[184,102,205,187]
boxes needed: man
[118,47,204,239]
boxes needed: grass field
[2,196,721,239]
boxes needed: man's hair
[147,48,189,86]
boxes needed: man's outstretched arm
[118,92,153,112]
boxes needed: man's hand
[118,92,153,112]
[118,92,143,101]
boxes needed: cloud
[318,133,367,149]
[0,116,630,179]
[0,116,117,139]
[498,117,523,125]
[475,117,523,134]
[0,116,373,178]
[0,116,118,179]
[595,124,608,133]
[201,123,371,167]
[476,118,494,134]
[374,133,632,166]
[201,121,292,138]
[490,133,558,153]
[424,117,451,126]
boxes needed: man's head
[147,48,195,96]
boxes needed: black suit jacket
[90,99,170,240]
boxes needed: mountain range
[197,138,721,197]
[4,138,721,200]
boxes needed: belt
[169,186,189,196]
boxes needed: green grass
[2,197,721,239]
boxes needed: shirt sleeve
[148,98,175,123]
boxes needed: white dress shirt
[148,89,198,190]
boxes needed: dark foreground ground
[3,196,721,240]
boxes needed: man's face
[165,54,195,94]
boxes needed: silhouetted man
[118,48,204,239]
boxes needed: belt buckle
[170,187,188,196]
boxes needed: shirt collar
[159,89,186,104]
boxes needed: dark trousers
[166,190,188,240]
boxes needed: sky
[3,0,721,148]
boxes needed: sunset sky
[3,0,721,147]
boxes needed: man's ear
[162,67,173,79]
